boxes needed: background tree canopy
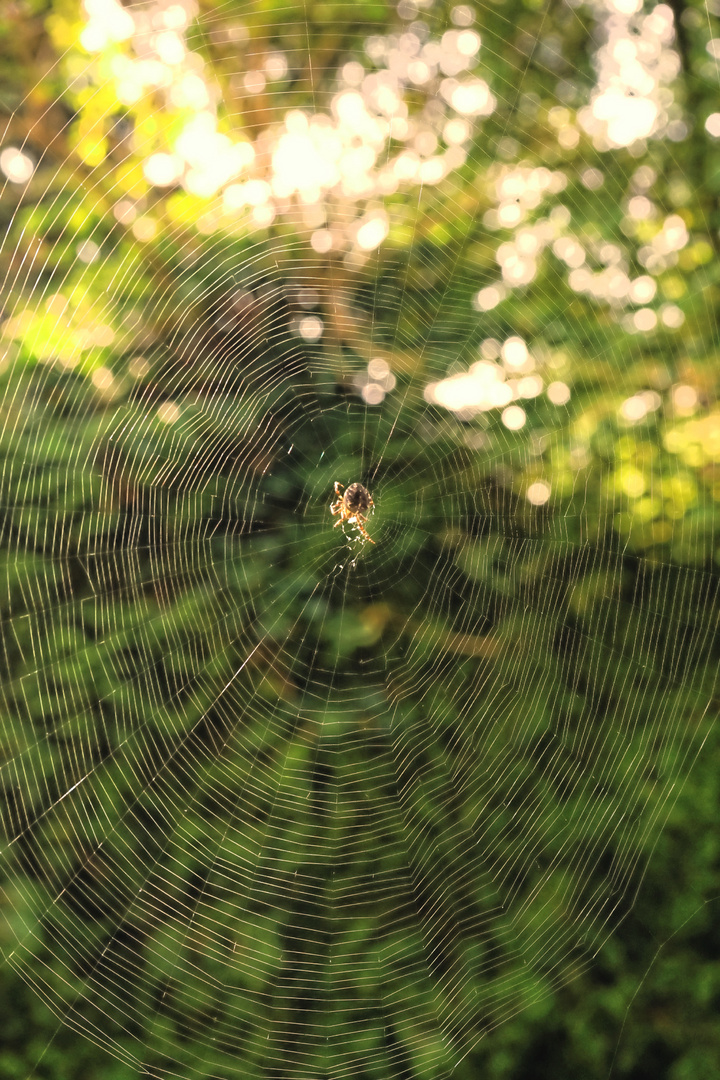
[0,0,719,1078]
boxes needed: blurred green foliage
[0,0,719,1078]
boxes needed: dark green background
[0,0,719,1077]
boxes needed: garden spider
[330,481,375,544]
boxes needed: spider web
[0,1,717,1078]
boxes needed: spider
[330,481,375,544]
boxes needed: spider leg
[354,515,375,544]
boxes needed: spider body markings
[330,481,375,544]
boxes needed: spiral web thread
[0,1,717,1078]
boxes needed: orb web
[0,1,717,1078]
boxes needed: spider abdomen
[343,482,372,514]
